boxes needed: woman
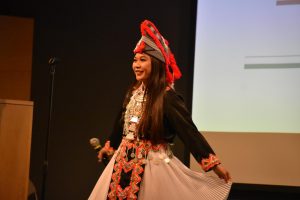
[89,20,232,200]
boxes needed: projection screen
[191,0,300,186]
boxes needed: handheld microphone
[89,138,102,152]
[89,138,109,165]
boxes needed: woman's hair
[122,54,167,144]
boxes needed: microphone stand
[41,57,59,200]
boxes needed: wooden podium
[0,99,33,200]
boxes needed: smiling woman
[89,20,232,200]
[132,53,152,82]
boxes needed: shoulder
[164,88,184,102]
[164,89,186,111]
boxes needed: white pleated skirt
[89,149,232,200]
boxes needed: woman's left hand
[213,165,232,183]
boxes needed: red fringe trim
[200,154,221,172]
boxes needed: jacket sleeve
[108,106,124,149]
[164,90,220,171]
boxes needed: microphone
[89,138,102,152]
[48,57,60,65]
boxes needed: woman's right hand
[97,141,114,163]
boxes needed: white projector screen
[192,0,300,133]
[191,0,300,186]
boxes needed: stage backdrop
[1,0,197,199]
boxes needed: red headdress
[134,20,182,84]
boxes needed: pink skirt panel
[89,153,116,200]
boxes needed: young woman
[89,20,232,200]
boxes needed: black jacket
[109,89,218,171]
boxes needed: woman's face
[132,53,152,83]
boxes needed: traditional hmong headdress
[134,20,182,84]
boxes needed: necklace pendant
[130,152,135,158]
[125,132,135,140]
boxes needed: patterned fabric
[123,83,145,140]
[107,83,158,199]
[88,146,232,200]
[89,88,231,200]
[107,139,165,200]
[200,154,221,172]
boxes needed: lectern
[0,99,33,200]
